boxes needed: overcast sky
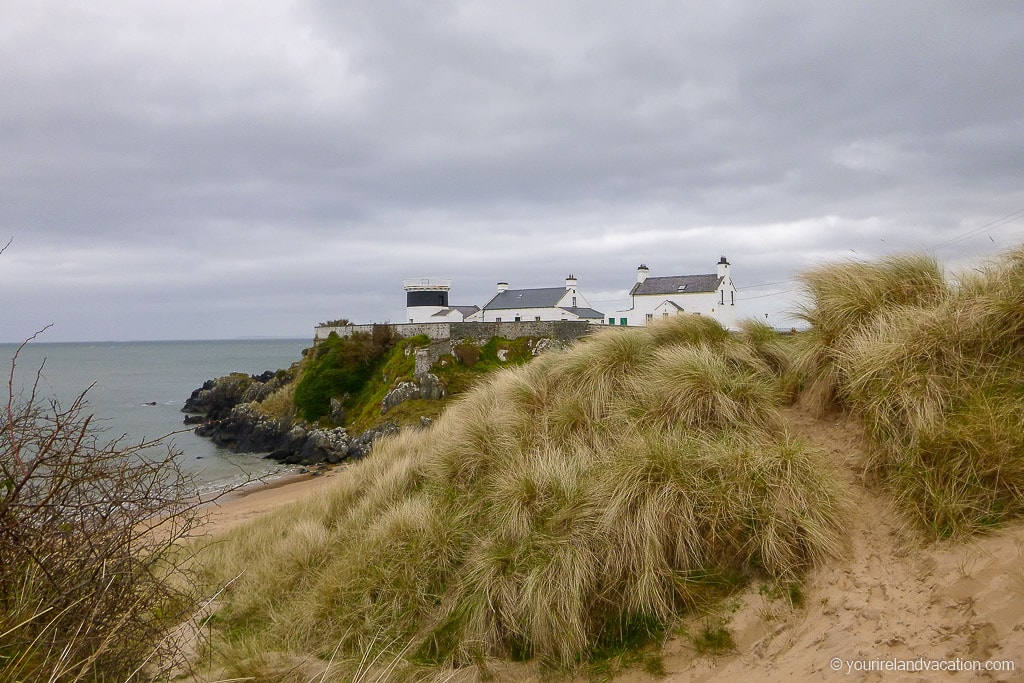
[2,1,1023,342]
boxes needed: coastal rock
[195,403,289,454]
[417,372,445,401]
[532,338,565,356]
[380,373,446,414]
[348,421,399,459]
[381,382,419,414]
[300,427,350,465]
[187,371,399,465]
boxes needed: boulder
[381,381,419,414]
[348,421,399,459]
[299,427,350,465]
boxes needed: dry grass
[195,315,848,678]
[794,253,948,416]
[795,244,1024,537]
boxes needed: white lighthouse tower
[403,277,453,323]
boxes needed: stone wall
[315,322,451,341]
[315,320,597,345]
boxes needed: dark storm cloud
[1,0,1022,341]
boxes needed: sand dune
[198,409,1024,682]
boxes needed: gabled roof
[559,306,604,319]
[431,305,480,318]
[631,274,723,296]
[653,300,685,312]
[483,287,567,310]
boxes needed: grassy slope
[197,316,848,680]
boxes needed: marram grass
[198,315,848,678]
[795,243,1024,538]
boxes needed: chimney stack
[496,282,509,293]
[565,274,578,290]
[636,264,650,284]
[717,256,730,279]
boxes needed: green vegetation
[197,316,848,680]
[292,325,403,423]
[794,245,1024,537]
[433,336,542,395]
[692,624,736,655]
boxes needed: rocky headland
[182,371,403,466]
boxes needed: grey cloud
[2,0,1023,341]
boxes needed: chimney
[717,256,730,279]
[636,264,650,284]
[565,274,578,290]
[496,281,509,293]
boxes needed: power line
[931,207,1024,251]
[736,279,796,290]
[740,289,798,301]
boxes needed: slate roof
[483,287,567,310]
[559,307,604,319]
[630,274,723,296]
[431,305,481,318]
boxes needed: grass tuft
[794,243,1024,537]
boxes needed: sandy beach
[198,466,346,537]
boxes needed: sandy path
[635,409,1024,683]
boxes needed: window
[677,284,687,291]
[720,290,725,305]
[608,318,614,325]
[514,316,521,322]
[535,316,541,322]
[646,313,653,323]
[572,296,577,307]
[496,317,502,322]
[731,291,735,306]
[619,317,627,326]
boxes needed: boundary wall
[314,320,598,345]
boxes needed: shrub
[1,338,206,681]
[293,328,401,422]
[452,343,482,367]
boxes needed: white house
[404,277,479,323]
[611,257,738,329]
[469,275,605,323]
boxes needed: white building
[469,275,605,323]
[611,257,737,329]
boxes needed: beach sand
[195,413,1024,682]
[198,466,346,537]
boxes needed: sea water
[1,338,312,493]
